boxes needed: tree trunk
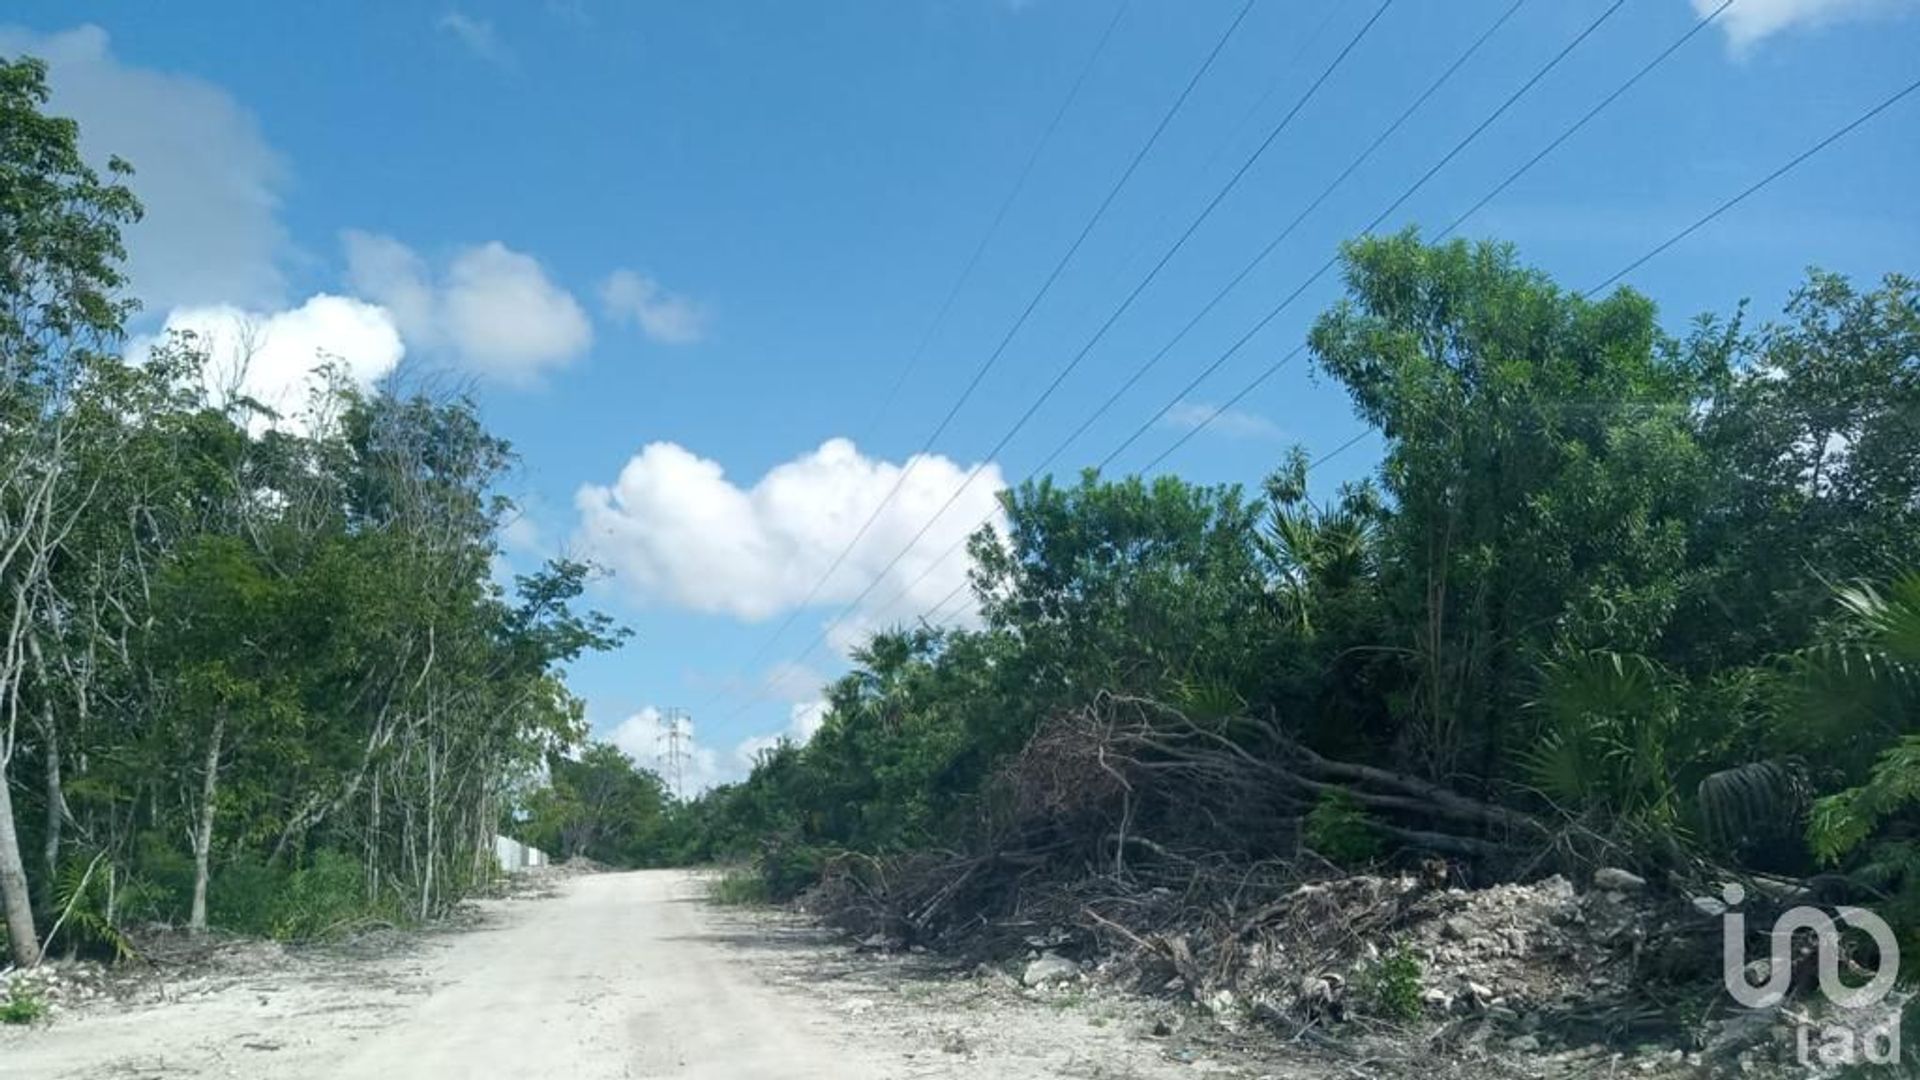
[420,734,438,919]
[43,712,66,892]
[0,767,43,966]
[189,713,226,934]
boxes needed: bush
[1360,945,1424,1022]
[210,849,389,941]
[758,841,826,902]
[707,865,769,906]
[1304,790,1383,865]
[271,850,382,940]
[1,982,46,1025]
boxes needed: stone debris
[1592,867,1648,893]
[1021,952,1081,987]
[1,963,111,1018]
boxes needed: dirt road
[2,869,1304,1079]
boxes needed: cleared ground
[1,869,1314,1079]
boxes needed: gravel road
[2,868,1315,1079]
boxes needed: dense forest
[0,58,625,966]
[671,214,1920,953]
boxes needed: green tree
[1308,231,1706,782]
[524,742,672,866]
[0,55,141,966]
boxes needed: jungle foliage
[677,231,1920,957]
[0,56,626,964]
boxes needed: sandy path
[4,869,1285,1079]
[320,870,896,1079]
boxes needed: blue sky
[5,0,1916,789]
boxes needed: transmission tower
[657,707,689,801]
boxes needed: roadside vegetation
[663,222,1920,1034]
[7,33,1920,1063]
[0,57,624,966]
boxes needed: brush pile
[796,695,1903,1075]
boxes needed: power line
[712,4,1405,721]
[1584,71,1920,298]
[744,0,1882,709]
[1042,0,1530,479]
[852,2,1133,443]
[743,1,1631,698]
[854,0,1537,634]
[902,17,1920,652]
[828,0,1256,529]
[700,3,1132,711]
[656,707,690,801]
[1148,56,1920,484]
[1139,342,1306,473]
[725,0,1297,703]
[1087,1,1348,312]
[1438,0,1734,240]
[1096,0,1632,471]
[772,0,1606,671]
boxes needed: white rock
[1021,953,1080,987]
[1593,867,1647,892]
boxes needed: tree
[523,742,671,866]
[1684,272,1920,669]
[1307,230,1705,781]
[0,55,140,966]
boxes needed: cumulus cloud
[130,295,404,433]
[607,701,829,795]
[734,700,830,771]
[1694,0,1917,50]
[344,231,592,382]
[437,11,513,66]
[1162,401,1283,441]
[600,269,707,344]
[0,24,288,312]
[574,438,1005,638]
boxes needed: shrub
[708,865,769,906]
[758,841,826,902]
[1360,945,1424,1022]
[1,982,46,1025]
[1304,790,1383,865]
[271,850,380,940]
[210,849,389,941]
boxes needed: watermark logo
[1721,883,1902,1068]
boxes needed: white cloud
[437,11,513,66]
[131,295,404,433]
[608,707,724,795]
[1694,0,1917,50]
[600,269,707,344]
[1162,401,1284,441]
[0,24,288,312]
[734,700,830,771]
[574,438,1004,640]
[344,232,592,382]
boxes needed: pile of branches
[804,693,1556,965]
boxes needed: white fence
[492,834,549,873]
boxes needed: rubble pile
[1000,866,1907,1078]
[1,962,114,1019]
